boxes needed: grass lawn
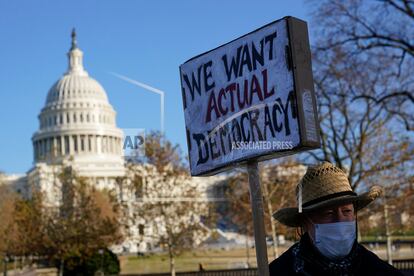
[119,240,414,275]
[119,246,290,274]
[361,236,414,242]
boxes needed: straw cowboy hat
[273,162,383,227]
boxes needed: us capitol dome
[31,29,125,181]
[3,29,224,254]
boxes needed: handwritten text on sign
[180,18,313,176]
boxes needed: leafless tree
[306,3,414,232]
[125,132,212,276]
[305,41,413,191]
[225,160,305,261]
[310,0,414,130]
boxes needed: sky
[0,0,312,174]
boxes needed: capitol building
[3,30,225,253]
[29,30,126,205]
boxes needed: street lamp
[3,256,9,276]
[384,201,396,265]
[98,249,104,276]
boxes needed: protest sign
[180,17,319,176]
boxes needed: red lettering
[218,88,228,116]
[205,90,221,123]
[205,69,276,123]
[225,83,236,112]
[249,74,264,104]
[237,79,249,110]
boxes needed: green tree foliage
[0,166,122,274]
[63,248,120,276]
[0,184,18,259]
[43,166,122,273]
[12,191,47,257]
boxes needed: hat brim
[273,186,383,227]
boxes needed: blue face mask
[313,220,356,260]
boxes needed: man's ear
[302,214,317,242]
[301,215,312,232]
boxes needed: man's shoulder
[357,244,403,275]
[269,244,296,275]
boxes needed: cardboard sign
[180,17,320,176]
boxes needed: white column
[91,135,96,153]
[60,136,65,155]
[119,137,122,155]
[96,135,101,154]
[101,135,105,153]
[63,136,68,155]
[77,135,81,153]
[46,139,50,157]
[69,135,74,154]
[53,136,57,157]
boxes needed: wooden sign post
[180,16,320,274]
[247,160,269,275]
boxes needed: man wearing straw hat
[269,162,402,275]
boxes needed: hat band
[302,191,357,208]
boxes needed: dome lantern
[66,28,88,77]
[70,28,78,50]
